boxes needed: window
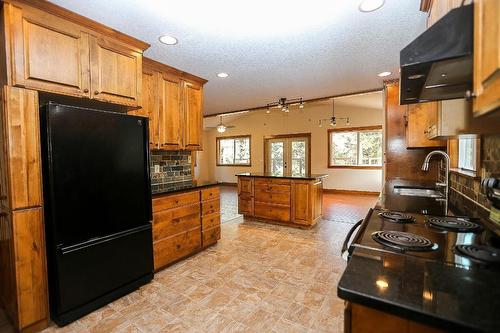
[264,134,310,176]
[216,135,251,166]
[328,126,382,168]
[458,137,477,171]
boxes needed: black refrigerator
[40,102,154,325]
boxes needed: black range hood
[400,4,473,105]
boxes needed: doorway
[264,133,311,176]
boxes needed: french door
[265,135,310,176]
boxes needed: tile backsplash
[150,151,192,192]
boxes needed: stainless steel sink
[393,186,444,198]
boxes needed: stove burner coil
[378,211,416,223]
[455,245,500,265]
[427,217,482,232]
[372,231,437,252]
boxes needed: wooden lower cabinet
[345,302,444,333]
[237,176,323,227]
[152,186,220,271]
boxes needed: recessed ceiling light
[378,71,392,77]
[159,35,178,45]
[217,72,229,78]
[359,0,385,13]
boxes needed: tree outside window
[217,136,251,166]
[328,126,382,168]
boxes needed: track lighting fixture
[265,97,305,114]
[318,98,349,127]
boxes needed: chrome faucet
[422,150,450,205]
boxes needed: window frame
[327,125,383,169]
[263,133,312,176]
[216,135,252,167]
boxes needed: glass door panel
[265,136,309,176]
[268,139,286,176]
[290,138,308,176]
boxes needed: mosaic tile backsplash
[150,150,192,193]
[448,135,500,220]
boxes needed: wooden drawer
[153,227,201,270]
[238,195,254,215]
[201,187,220,201]
[202,212,220,231]
[254,202,290,222]
[201,199,220,216]
[254,178,291,186]
[254,188,290,205]
[202,226,221,248]
[152,191,199,212]
[255,183,291,194]
[238,177,254,195]
[153,203,200,241]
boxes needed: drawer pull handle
[172,218,180,224]
[176,244,181,249]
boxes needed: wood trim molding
[263,133,312,174]
[420,0,433,12]
[216,135,252,167]
[5,0,150,51]
[327,126,383,169]
[143,57,208,85]
[323,189,380,195]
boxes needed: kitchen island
[236,173,327,228]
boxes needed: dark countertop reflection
[235,172,328,180]
[338,248,500,333]
[152,180,220,196]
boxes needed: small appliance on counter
[40,103,154,325]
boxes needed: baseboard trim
[219,182,237,187]
[323,189,380,195]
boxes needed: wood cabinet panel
[153,227,201,270]
[140,68,159,149]
[254,178,291,186]
[405,102,446,148]
[238,194,254,216]
[254,202,290,222]
[254,188,290,206]
[473,0,500,116]
[202,226,220,248]
[152,203,200,241]
[89,36,142,107]
[152,191,199,212]
[6,3,90,97]
[238,177,254,195]
[255,183,291,194]
[183,81,203,150]
[312,181,323,221]
[12,208,48,330]
[292,181,310,224]
[201,187,220,202]
[158,73,182,150]
[3,86,42,209]
[201,199,220,216]
[202,212,220,231]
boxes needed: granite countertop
[338,178,500,332]
[376,179,448,216]
[152,181,220,196]
[235,172,328,180]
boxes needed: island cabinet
[128,58,206,151]
[237,175,324,228]
[151,186,220,271]
[345,302,444,333]
[2,0,149,107]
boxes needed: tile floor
[1,190,373,333]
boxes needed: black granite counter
[338,248,500,333]
[152,181,220,196]
[376,179,448,216]
[236,172,328,180]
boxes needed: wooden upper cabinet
[5,3,90,97]
[2,0,149,107]
[141,69,160,149]
[158,73,182,150]
[89,36,142,107]
[183,81,203,151]
[473,0,500,116]
[405,102,446,148]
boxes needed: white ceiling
[50,0,426,115]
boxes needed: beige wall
[195,98,383,192]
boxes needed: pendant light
[318,98,350,127]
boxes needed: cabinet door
[405,103,446,148]
[183,81,203,151]
[141,69,160,149]
[158,73,182,150]
[292,181,310,224]
[6,3,90,97]
[12,208,48,330]
[473,0,500,116]
[89,36,142,107]
[2,87,42,210]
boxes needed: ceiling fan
[206,116,236,133]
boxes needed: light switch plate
[154,165,160,173]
